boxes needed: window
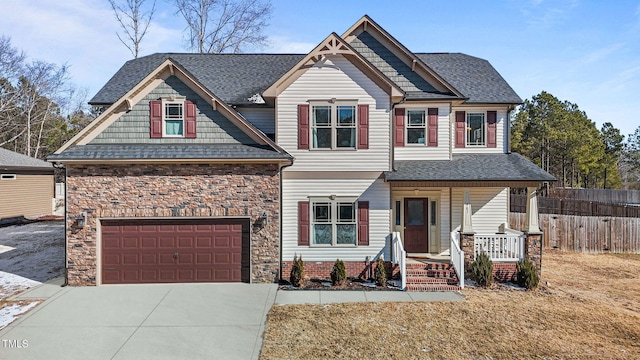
[311,104,356,149]
[467,113,485,146]
[164,101,184,137]
[1,174,16,180]
[311,198,357,246]
[406,110,426,144]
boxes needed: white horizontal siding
[236,107,275,134]
[277,55,391,172]
[451,107,508,154]
[451,187,508,234]
[282,174,391,262]
[439,188,451,252]
[394,104,450,161]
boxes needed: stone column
[459,233,475,272]
[525,233,542,274]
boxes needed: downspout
[54,162,69,287]
[278,159,294,282]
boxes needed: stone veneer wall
[66,163,281,286]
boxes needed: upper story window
[466,113,485,146]
[164,101,184,137]
[311,198,357,246]
[406,110,426,144]
[311,104,356,149]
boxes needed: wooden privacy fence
[510,195,640,218]
[509,212,640,254]
[549,188,640,204]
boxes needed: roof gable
[262,32,403,101]
[342,15,463,99]
[55,58,286,156]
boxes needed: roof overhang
[263,32,404,103]
[384,154,557,184]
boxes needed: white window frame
[406,109,427,145]
[162,100,185,138]
[310,102,357,150]
[309,196,358,247]
[466,112,486,147]
[1,174,16,180]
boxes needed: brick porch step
[404,261,461,292]
[406,283,462,292]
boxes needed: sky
[1,0,639,137]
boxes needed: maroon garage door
[101,218,250,284]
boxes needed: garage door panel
[101,218,249,284]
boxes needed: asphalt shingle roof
[90,51,522,106]
[416,53,522,104]
[0,147,53,169]
[384,153,556,182]
[90,53,305,106]
[47,144,292,161]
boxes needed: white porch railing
[450,231,464,289]
[474,233,525,262]
[391,231,406,290]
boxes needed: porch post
[524,187,541,234]
[460,188,474,234]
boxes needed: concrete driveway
[0,281,277,360]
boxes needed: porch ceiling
[384,153,556,184]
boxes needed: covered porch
[384,153,556,290]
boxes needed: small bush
[290,255,305,287]
[516,258,540,290]
[330,259,347,286]
[471,252,493,287]
[374,257,387,286]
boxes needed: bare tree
[172,0,272,53]
[108,0,156,58]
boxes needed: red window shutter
[149,100,162,138]
[455,111,466,148]
[185,100,197,138]
[427,107,438,147]
[487,111,497,148]
[357,104,369,149]
[298,201,310,246]
[394,108,405,147]
[357,201,369,246]
[298,104,310,149]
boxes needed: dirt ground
[261,251,640,359]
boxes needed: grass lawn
[261,251,640,359]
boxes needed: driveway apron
[0,283,277,360]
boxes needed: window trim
[466,112,486,147]
[309,101,358,150]
[162,100,185,138]
[309,196,358,247]
[406,109,427,145]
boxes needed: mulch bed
[279,277,401,291]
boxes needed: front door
[404,198,429,253]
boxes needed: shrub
[374,257,387,286]
[290,255,305,287]
[471,252,493,287]
[330,259,347,286]
[516,258,540,290]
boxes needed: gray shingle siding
[349,32,443,94]
[90,76,257,145]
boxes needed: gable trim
[263,32,404,101]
